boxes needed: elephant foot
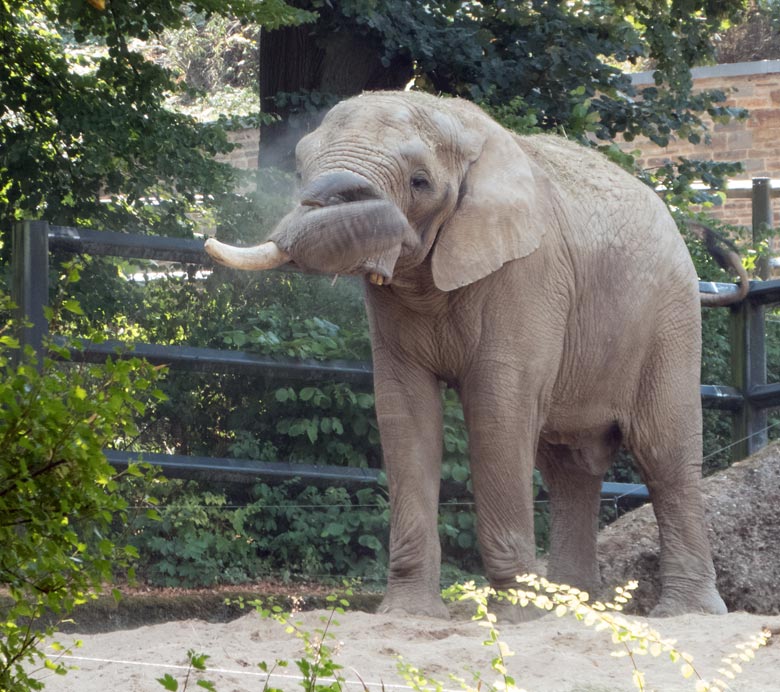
[378,590,450,620]
[650,588,727,617]
[488,597,546,624]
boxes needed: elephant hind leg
[626,351,727,616]
[537,427,620,595]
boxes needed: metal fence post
[11,220,50,363]
[752,177,772,280]
[730,298,767,459]
[730,178,773,459]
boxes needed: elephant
[205,91,748,619]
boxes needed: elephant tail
[689,222,750,307]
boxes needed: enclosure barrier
[10,180,780,501]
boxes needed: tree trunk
[258,24,413,172]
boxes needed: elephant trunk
[205,173,418,282]
[270,199,416,278]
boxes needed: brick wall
[222,128,259,170]
[627,60,780,230]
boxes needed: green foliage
[162,14,260,94]
[267,0,747,145]
[121,477,390,587]
[157,649,215,691]
[645,160,745,211]
[57,262,372,458]
[0,297,164,691]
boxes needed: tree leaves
[0,0,308,242]
[277,0,747,148]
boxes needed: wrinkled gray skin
[206,91,740,620]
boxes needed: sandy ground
[36,608,780,692]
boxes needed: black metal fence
[11,183,780,501]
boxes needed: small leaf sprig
[445,575,772,692]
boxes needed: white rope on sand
[55,654,463,692]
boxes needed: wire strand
[54,655,441,692]
[702,419,780,462]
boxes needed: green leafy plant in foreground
[156,650,216,691]
[0,299,165,690]
[159,588,364,692]
[258,591,354,692]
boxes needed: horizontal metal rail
[58,339,752,409]
[699,384,744,411]
[106,450,381,485]
[56,337,374,385]
[106,450,650,500]
[747,382,780,409]
[49,225,209,263]
[740,278,780,306]
[698,281,745,298]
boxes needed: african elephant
[206,91,746,619]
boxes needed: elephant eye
[410,172,431,193]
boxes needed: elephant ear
[431,123,548,292]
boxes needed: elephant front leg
[374,367,449,619]
[462,378,542,620]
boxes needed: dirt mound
[598,441,780,614]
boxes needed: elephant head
[205,92,550,290]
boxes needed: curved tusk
[204,238,290,271]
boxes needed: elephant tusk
[204,238,290,271]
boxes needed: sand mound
[599,441,780,615]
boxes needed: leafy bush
[119,465,493,589]
[122,478,390,587]
[0,297,164,690]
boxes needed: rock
[597,441,780,614]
